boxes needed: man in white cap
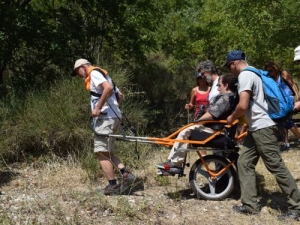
[293,46,300,110]
[294,45,300,63]
[71,59,136,195]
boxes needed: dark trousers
[238,126,300,213]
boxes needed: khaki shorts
[94,118,121,153]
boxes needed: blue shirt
[277,75,294,97]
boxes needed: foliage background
[1,0,300,161]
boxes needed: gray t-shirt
[238,68,275,131]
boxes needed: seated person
[157,73,238,176]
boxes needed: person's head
[223,50,248,76]
[195,72,209,86]
[197,60,218,84]
[71,59,91,78]
[294,46,300,64]
[264,61,281,79]
[217,73,238,94]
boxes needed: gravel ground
[1,147,300,225]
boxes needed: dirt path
[1,149,300,225]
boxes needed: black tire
[189,155,236,200]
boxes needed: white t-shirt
[90,70,122,118]
[238,68,275,131]
[208,76,220,103]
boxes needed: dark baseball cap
[223,50,246,67]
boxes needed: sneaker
[157,167,183,176]
[157,169,176,176]
[232,205,260,215]
[280,144,290,152]
[97,184,121,195]
[156,160,181,170]
[277,211,299,221]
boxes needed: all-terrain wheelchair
[89,116,246,200]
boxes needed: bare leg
[96,152,125,180]
[289,125,300,139]
[200,150,207,156]
[285,129,289,144]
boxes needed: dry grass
[1,145,300,225]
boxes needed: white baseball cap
[71,58,90,76]
[294,46,300,62]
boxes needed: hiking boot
[232,205,260,215]
[277,211,299,221]
[156,160,181,170]
[97,184,121,195]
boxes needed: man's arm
[199,111,214,119]
[227,90,250,124]
[117,89,124,105]
[294,101,300,111]
[282,70,300,101]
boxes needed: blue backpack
[243,67,294,122]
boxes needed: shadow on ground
[118,177,145,195]
[0,170,19,187]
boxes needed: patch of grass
[155,176,171,186]
[80,150,101,182]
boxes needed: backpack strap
[242,67,262,99]
[90,91,101,98]
[92,68,117,92]
[90,68,120,101]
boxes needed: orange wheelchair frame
[89,117,247,200]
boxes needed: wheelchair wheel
[189,155,236,200]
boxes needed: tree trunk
[0,65,4,86]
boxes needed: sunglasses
[196,72,205,79]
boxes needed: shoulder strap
[241,67,262,98]
[90,68,120,102]
[242,66,262,76]
[92,68,117,92]
[92,68,107,80]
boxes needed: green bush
[0,66,149,164]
